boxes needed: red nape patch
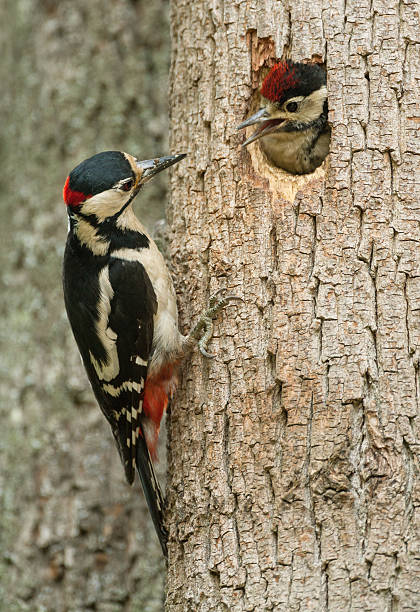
[260,62,297,103]
[63,176,92,207]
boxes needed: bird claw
[188,290,243,358]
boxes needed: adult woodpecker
[62,151,234,556]
[237,60,330,174]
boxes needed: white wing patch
[89,266,120,382]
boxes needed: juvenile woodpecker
[237,60,330,174]
[62,151,233,556]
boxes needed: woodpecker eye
[286,101,298,112]
[121,179,134,192]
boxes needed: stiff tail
[136,435,168,557]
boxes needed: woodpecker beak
[237,107,286,147]
[137,154,186,183]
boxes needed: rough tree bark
[167,0,419,610]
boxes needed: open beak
[237,107,286,146]
[137,154,186,182]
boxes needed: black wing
[106,256,167,555]
[63,246,167,554]
[103,257,154,475]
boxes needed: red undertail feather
[260,61,297,102]
[142,363,180,460]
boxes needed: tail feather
[136,434,168,557]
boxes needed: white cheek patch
[297,86,327,123]
[82,190,127,221]
[267,86,327,124]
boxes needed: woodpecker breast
[259,123,330,174]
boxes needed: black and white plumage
[237,60,330,174]
[63,151,187,556]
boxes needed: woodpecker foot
[187,289,243,358]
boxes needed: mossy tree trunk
[166,0,419,610]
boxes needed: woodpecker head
[63,151,186,221]
[237,60,329,174]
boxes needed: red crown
[260,61,297,102]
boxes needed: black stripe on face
[97,224,150,250]
[69,151,134,197]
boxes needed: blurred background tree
[0,1,170,609]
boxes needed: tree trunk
[166,0,419,610]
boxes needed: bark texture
[0,1,170,609]
[167,0,419,610]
